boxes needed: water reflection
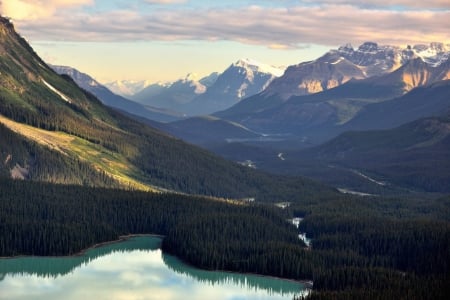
[0,236,161,279]
[162,253,304,295]
[0,236,310,300]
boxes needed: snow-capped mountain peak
[104,79,154,97]
[411,42,450,67]
[233,58,285,77]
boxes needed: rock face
[264,54,366,99]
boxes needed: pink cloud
[9,4,450,48]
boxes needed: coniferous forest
[0,177,448,299]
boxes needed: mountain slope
[342,79,450,132]
[246,112,450,194]
[0,16,330,200]
[264,54,366,99]
[0,120,118,187]
[296,114,450,193]
[51,65,182,122]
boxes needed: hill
[273,113,450,194]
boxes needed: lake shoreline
[1,234,314,289]
[0,233,164,259]
[171,258,314,289]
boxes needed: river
[0,236,310,300]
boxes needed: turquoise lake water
[0,236,310,300]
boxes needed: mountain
[341,79,450,132]
[51,65,183,122]
[263,42,450,99]
[280,112,450,193]
[264,53,366,99]
[185,59,285,115]
[104,79,153,97]
[132,59,284,116]
[216,56,450,144]
[131,72,216,114]
[0,15,329,200]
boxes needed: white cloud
[1,0,93,20]
[8,3,450,48]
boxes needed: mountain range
[263,41,449,99]
[156,42,450,194]
[0,15,327,200]
[51,65,183,123]
[131,58,285,116]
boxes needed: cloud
[9,3,450,48]
[1,0,93,20]
[145,0,187,4]
[303,0,450,9]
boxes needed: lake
[0,236,310,300]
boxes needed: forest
[0,177,448,299]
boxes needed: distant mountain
[281,112,450,193]
[0,15,328,200]
[263,41,450,99]
[216,56,450,143]
[131,73,217,113]
[186,59,285,115]
[132,59,284,116]
[51,65,183,122]
[264,53,366,99]
[342,79,450,132]
[104,79,153,97]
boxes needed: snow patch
[42,79,72,103]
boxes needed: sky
[1,0,449,84]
